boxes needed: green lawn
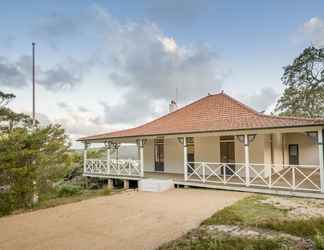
[11,187,119,216]
[203,195,324,239]
[159,195,324,250]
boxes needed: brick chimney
[169,100,177,113]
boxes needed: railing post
[184,137,188,181]
[292,166,296,190]
[268,165,272,188]
[202,163,206,183]
[318,128,324,193]
[83,141,88,174]
[140,140,144,177]
[107,146,111,175]
[244,134,250,186]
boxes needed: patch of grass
[203,195,288,226]
[10,188,119,216]
[314,232,324,250]
[203,194,324,239]
[259,217,324,238]
[159,230,285,250]
[100,186,112,196]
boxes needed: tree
[275,46,324,117]
[0,91,72,215]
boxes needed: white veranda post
[106,142,111,175]
[244,134,250,186]
[83,142,88,173]
[184,137,188,181]
[318,128,324,193]
[140,139,144,177]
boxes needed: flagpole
[32,42,36,127]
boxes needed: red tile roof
[78,92,324,141]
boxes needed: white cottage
[78,92,324,198]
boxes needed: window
[288,144,299,165]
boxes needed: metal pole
[32,42,36,127]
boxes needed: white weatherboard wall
[283,133,319,165]
[143,135,266,175]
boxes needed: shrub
[314,232,324,250]
[57,184,81,197]
[0,192,14,216]
[101,187,112,196]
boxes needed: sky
[1,0,324,147]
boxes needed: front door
[220,140,235,175]
[154,139,164,171]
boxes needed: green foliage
[57,184,82,197]
[204,195,324,241]
[159,233,283,250]
[0,192,14,216]
[314,232,324,250]
[259,217,324,238]
[203,195,287,226]
[275,46,324,117]
[0,90,73,214]
[101,186,112,196]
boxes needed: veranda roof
[78,92,324,141]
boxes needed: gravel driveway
[0,188,249,250]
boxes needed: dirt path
[0,189,249,250]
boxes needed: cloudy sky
[1,0,324,147]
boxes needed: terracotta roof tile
[79,93,324,141]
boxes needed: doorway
[154,138,164,171]
[220,136,235,175]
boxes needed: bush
[0,192,14,216]
[314,232,324,250]
[57,184,81,197]
[101,187,112,196]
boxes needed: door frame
[220,136,236,176]
[154,138,164,171]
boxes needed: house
[78,92,324,198]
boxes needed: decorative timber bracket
[136,139,147,148]
[236,134,256,146]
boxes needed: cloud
[36,5,228,126]
[240,87,278,113]
[26,5,228,136]
[0,56,30,87]
[0,56,83,91]
[90,5,227,124]
[144,0,209,27]
[301,17,324,47]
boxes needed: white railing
[85,159,141,177]
[186,162,321,192]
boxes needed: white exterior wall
[164,138,184,173]
[143,139,155,172]
[195,136,219,162]
[143,135,265,174]
[283,133,319,165]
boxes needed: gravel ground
[0,188,248,250]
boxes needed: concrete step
[138,178,174,192]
